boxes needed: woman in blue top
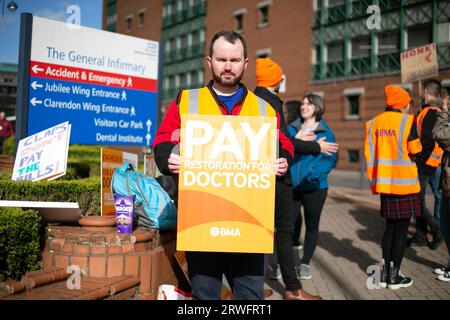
[288,93,337,280]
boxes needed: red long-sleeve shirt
[0,118,13,138]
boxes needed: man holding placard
[153,31,296,300]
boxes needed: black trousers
[382,218,410,268]
[273,181,302,291]
[186,251,265,300]
[293,189,328,265]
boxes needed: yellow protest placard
[177,114,278,253]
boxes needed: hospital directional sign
[22,15,158,146]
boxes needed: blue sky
[0,0,103,64]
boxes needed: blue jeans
[186,251,265,300]
[430,166,442,225]
[418,173,441,234]
[441,195,450,257]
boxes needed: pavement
[264,170,450,300]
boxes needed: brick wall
[42,226,182,298]
[205,0,450,169]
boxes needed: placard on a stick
[12,121,71,181]
[401,43,439,84]
[101,148,138,216]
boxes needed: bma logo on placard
[210,227,241,237]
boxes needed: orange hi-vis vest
[364,111,422,195]
[415,106,444,168]
[178,87,276,117]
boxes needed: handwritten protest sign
[12,121,71,181]
[101,148,138,216]
[401,43,439,84]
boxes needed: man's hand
[295,129,317,141]
[274,158,288,177]
[317,137,339,155]
[168,153,181,174]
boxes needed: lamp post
[1,0,18,17]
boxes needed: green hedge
[0,177,101,216]
[68,144,101,160]
[3,135,15,156]
[67,158,100,178]
[67,145,101,178]
[0,207,43,281]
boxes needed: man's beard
[212,69,244,88]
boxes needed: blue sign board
[23,16,159,146]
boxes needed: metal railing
[377,52,400,73]
[350,56,371,76]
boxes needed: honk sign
[177,114,278,253]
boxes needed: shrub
[0,207,43,281]
[67,158,100,178]
[68,144,101,160]
[67,145,101,178]
[3,135,15,156]
[0,169,12,181]
[0,177,101,216]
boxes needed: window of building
[438,22,450,44]
[255,48,271,58]
[165,40,171,53]
[106,14,117,30]
[164,77,170,90]
[200,30,205,43]
[257,1,271,28]
[182,0,189,10]
[343,88,364,120]
[181,34,188,49]
[313,0,321,10]
[327,41,344,62]
[170,38,176,52]
[378,31,399,54]
[235,14,244,32]
[169,76,175,90]
[191,71,198,86]
[348,150,360,163]
[138,10,145,28]
[311,45,320,65]
[180,73,187,89]
[351,36,371,58]
[233,7,247,33]
[170,2,177,15]
[407,24,432,49]
[186,73,191,87]
[126,15,132,32]
[192,30,200,45]
[347,95,360,117]
[198,70,204,85]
